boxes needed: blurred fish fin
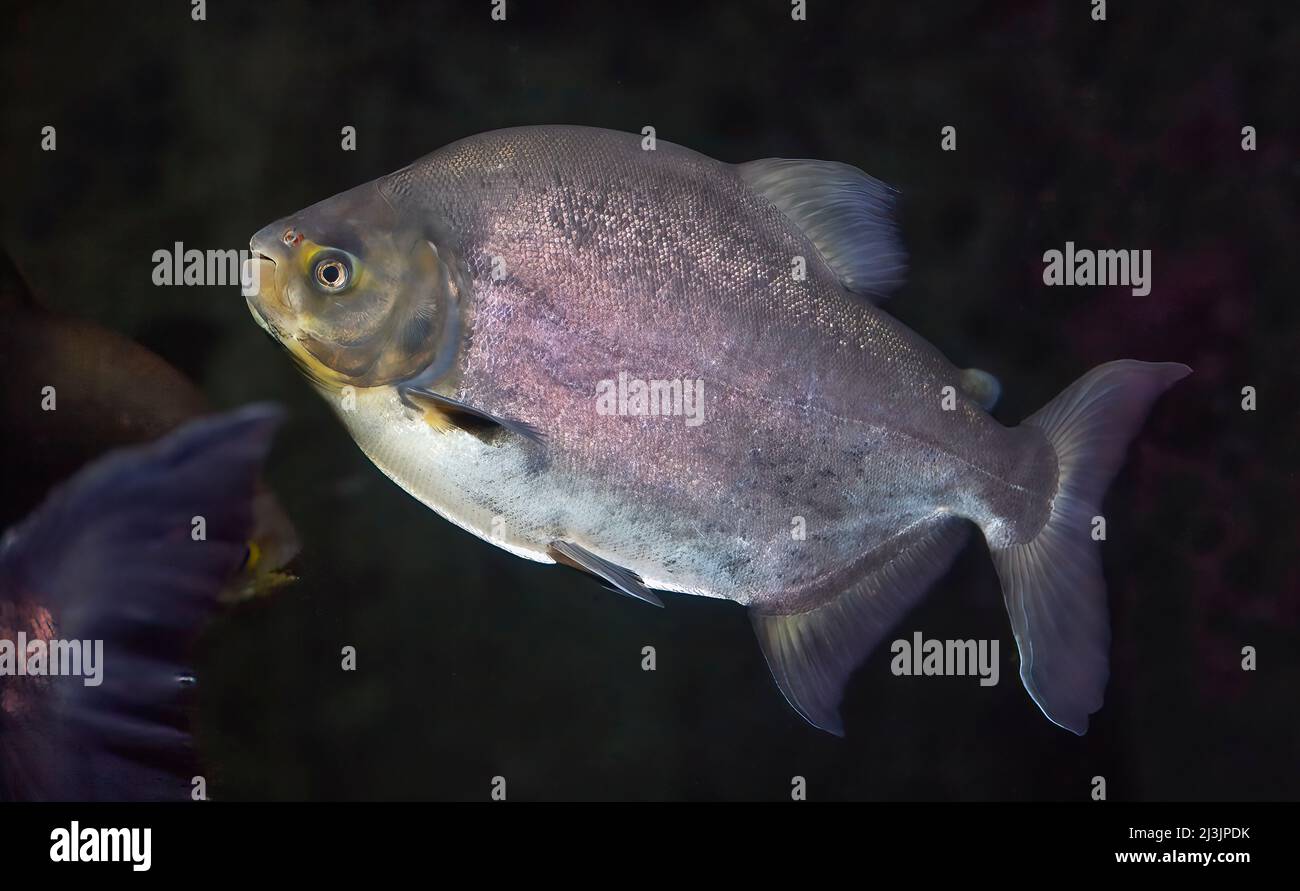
[986,360,1190,735]
[548,541,664,607]
[401,385,545,444]
[735,158,907,302]
[960,367,1002,411]
[0,404,284,800]
[751,516,969,736]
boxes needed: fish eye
[314,257,351,291]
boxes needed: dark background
[2,0,1297,800]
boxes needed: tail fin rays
[988,361,1190,734]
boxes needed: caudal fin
[989,360,1190,734]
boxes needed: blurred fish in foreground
[0,249,299,599]
[0,251,297,799]
[0,405,284,801]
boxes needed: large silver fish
[245,125,1188,736]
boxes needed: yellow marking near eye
[295,239,327,275]
[244,539,261,570]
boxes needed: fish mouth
[243,248,281,335]
[244,236,346,390]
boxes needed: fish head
[246,180,462,390]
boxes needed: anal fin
[752,515,970,736]
[548,540,664,608]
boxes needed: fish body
[247,126,1187,735]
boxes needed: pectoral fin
[400,385,544,444]
[548,540,664,608]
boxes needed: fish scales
[246,125,1189,735]
[381,127,1050,607]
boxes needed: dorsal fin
[751,515,969,735]
[736,158,907,302]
